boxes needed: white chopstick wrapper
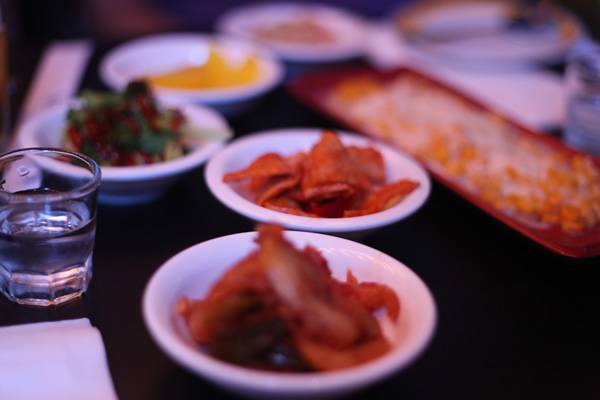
[16,39,92,130]
[0,318,118,400]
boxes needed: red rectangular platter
[289,66,600,258]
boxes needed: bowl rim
[0,147,101,203]
[100,32,284,104]
[142,230,437,395]
[15,100,232,182]
[204,128,431,232]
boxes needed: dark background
[1,1,600,399]
[6,0,600,41]
[4,0,600,130]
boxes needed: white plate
[143,230,437,399]
[217,3,368,63]
[100,33,283,114]
[395,0,582,68]
[16,100,232,205]
[205,129,430,234]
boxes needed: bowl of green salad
[16,81,232,205]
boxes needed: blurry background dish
[143,230,436,399]
[147,46,259,90]
[217,2,368,63]
[364,0,581,133]
[205,129,430,235]
[100,33,283,114]
[17,99,232,205]
[394,0,582,68]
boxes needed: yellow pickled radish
[148,47,260,89]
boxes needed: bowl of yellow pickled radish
[100,33,284,115]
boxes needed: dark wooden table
[1,42,599,400]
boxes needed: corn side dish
[327,75,600,233]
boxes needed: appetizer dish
[250,19,336,45]
[326,74,600,233]
[205,128,430,234]
[147,46,260,90]
[394,0,582,67]
[17,84,231,205]
[64,80,200,167]
[223,130,419,218]
[289,67,600,257]
[217,3,368,62]
[100,34,283,114]
[143,226,436,398]
[177,224,400,372]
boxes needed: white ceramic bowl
[143,230,437,399]
[100,33,284,115]
[16,100,232,205]
[394,1,583,68]
[217,3,369,63]
[205,129,431,235]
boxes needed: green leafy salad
[64,81,211,166]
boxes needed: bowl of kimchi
[16,84,232,205]
[205,128,430,235]
[143,225,437,399]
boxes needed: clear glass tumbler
[564,42,600,156]
[0,148,101,306]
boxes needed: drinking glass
[564,41,600,156]
[0,148,101,306]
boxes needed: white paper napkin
[0,318,118,400]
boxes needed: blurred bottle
[0,1,8,152]
[564,40,600,156]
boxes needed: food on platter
[250,19,335,44]
[325,74,600,233]
[148,47,259,90]
[222,131,420,218]
[176,224,400,372]
[64,81,212,167]
[217,3,368,63]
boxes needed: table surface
[1,42,600,400]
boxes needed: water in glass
[0,199,96,305]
